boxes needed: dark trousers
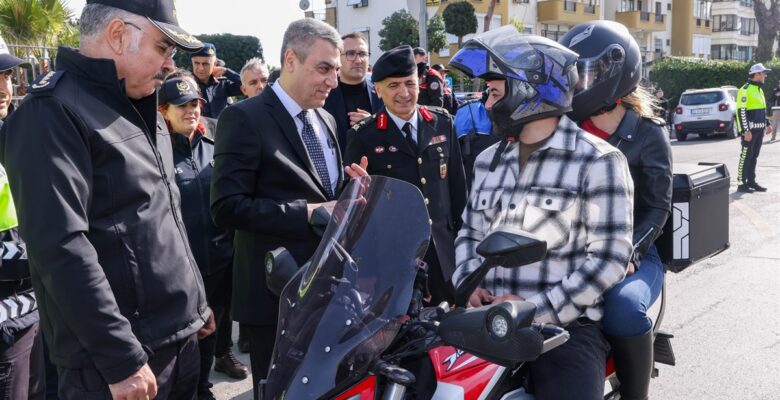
[0,322,45,400]
[424,250,455,306]
[199,268,233,393]
[737,130,765,184]
[57,334,199,400]
[245,324,276,400]
[528,320,609,400]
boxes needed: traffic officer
[736,63,772,193]
[0,36,44,399]
[344,46,467,305]
[191,43,243,118]
[414,47,444,108]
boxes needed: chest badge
[374,146,386,154]
[429,135,448,145]
[440,160,448,179]
[388,145,399,153]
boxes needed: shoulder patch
[430,81,440,91]
[742,83,750,89]
[30,71,64,94]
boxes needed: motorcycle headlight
[487,308,511,339]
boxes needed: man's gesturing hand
[109,363,157,400]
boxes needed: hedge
[650,57,780,109]
[173,33,264,73]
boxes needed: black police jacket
[196,70,243,119]
[0,47,208,383]
[171,120,233,277]
[418,68,444,108]
[344,106,468,280]
[608,109,673,264]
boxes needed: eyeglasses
[343,50,370,61]
[122,20,178,59]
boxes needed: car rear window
[681,91,724,106]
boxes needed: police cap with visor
[158,78,205,106]
[0,36,28,72]
[86,0,203,51]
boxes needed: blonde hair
[621,85,659,119]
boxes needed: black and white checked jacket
[453,116,634,325]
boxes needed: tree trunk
[457,35,463,49]
[753,0,780,62]
[484,0,498,32]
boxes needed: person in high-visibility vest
[736,63,772,193]
[0,36,44,400]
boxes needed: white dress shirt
[387,109,419,143]
[272,82,339,194]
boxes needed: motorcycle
[261,176,675,400]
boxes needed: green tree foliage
[378,10,419,51]
[174,33,264,72]
[650,57,780,107]
[0,0,74,47]
[442,1,477,48]
[427,15,447,54]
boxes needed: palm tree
[0,0,74,48]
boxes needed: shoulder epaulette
[29,71,64,94]
[742,83,751,89]
[425,105,450,117]
[352,114,377,132]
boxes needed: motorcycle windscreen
[264,176,431,400]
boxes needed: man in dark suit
[324,32,382,154]
[210,18,345,398]
[344,46,467,305]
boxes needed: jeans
[528,319,609,400]
[601,245,664,337]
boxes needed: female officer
[158,77,248,400]
[561,21,673,400]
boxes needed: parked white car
[672,86,739,141]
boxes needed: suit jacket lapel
[417,109,436,154]
[265,90,326,197]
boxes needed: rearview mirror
[455,227,547,308]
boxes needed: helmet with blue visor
[448,26,579,138]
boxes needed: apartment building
[710,0,758,61]
[313,0,728,67]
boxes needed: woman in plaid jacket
[448,27,634,400]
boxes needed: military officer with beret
[344,45,467,305]
[191,43,243,118]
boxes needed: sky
[66,0,326,68]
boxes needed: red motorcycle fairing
[428,346,507,400]
[334,375,377,400]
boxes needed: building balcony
[693,17,713,34]
[537,1,600,25]
[615,11,667,32]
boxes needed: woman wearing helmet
[561,21,673,400]
[449,26,634,399]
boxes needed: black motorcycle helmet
[448,26,579,138]
[559,21,641,122]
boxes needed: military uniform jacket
[0,47,208,383]
[344,106,467,280]
[418,69,444,108]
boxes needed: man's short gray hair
[240,57,268,85]
[280,18,343,69]
[80,4,145,44]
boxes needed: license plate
[691,108,710,115]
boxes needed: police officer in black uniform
[414,47,445,108]
[345,46,467,305]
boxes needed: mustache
[154,71,169,81]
